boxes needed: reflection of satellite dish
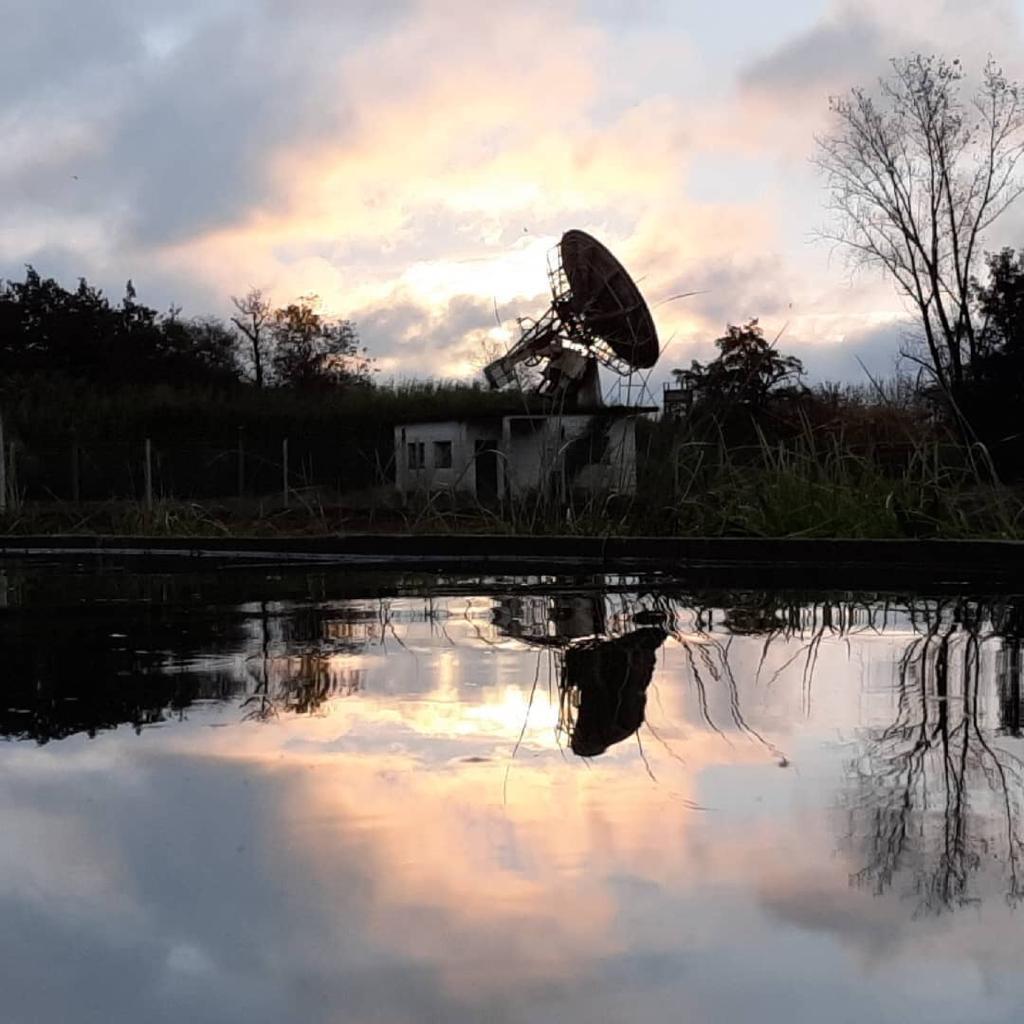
[492,594,666,758]
[483,230,660,405]
[562,627,666,757]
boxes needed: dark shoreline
[2,534,1023,593]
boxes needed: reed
[2,378,1023,539]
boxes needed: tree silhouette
[231,287,273,388]
[959,248,1024,471]
[0,267,240,387]
[672,319,804,415]
[816,56,1024,391]
[975,248,1024,358]
[269,295,372,389]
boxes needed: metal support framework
[482,230,659,407]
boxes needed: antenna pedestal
[482,230,659,407]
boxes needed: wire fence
[0,433,392,508]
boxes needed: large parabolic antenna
[484,230,659,405]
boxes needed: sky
[4,0,1024,390]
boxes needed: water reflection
[842,598,1024,912]
[5,564,1024,1021]
[493,592,668,756]
[561,628,666,757]
[679,591,1024,912]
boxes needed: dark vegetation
[1,54,1022,539]
[1,252,1023,538]
[637,298,1024,538]
[0,269,531,514]
[634,299,1024,540]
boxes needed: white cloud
[3,0,1023,384]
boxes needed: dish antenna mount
[484,230,659,406]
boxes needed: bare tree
[816,56,1024,392]
[231,287,272,387]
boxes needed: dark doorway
[474,440,499,502]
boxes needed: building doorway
[474,440,499,502]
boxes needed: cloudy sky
[5,0,1024,388]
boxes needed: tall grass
[3,374,1023,539]
[634,401,1024,538]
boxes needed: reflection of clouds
[6,719,1023,1023]
[760,869,909,958]
[183,729,716,1000]
[0,806,137,925]
[8,589,1024,1020]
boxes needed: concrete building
[394,408,652,503]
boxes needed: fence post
[71,438,80,503]
[7,442,16,512]
[237,426,245,500]
[144,438,153,511]
[282,437,289,509]
[0,411,6,515]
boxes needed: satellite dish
[484,230,659,405]
[558,230,659,371]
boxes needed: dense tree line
[672,248,1024,472]
[0,268,373,391]
[0,268,526,502]
[963,248,1024,453]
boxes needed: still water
[3,560,1024,1023]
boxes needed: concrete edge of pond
[1,534,1023,591]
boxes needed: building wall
[395,414,640,501]
[394,421,501,497]
[502,417,553,498]
[502,414,638,500]
[571,417,637,495]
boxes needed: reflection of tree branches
[727,596,883,718]
[241,655,363,721]
[240,599,368,721]
[504,648,551,805]
[660,588,1024,906]
[665,603,789,763]
[376,598,409,653]
[248,596,461,705]
[844,599,1024,913]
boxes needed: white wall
[394,421,501,497]
[395,414,640,500]
[501,414,639,500]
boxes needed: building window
[433,441,452,469]
[407,442,425,469]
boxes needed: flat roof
[504,406,657,419]
[396,405,657,427]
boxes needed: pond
[2,560,1024,1023]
